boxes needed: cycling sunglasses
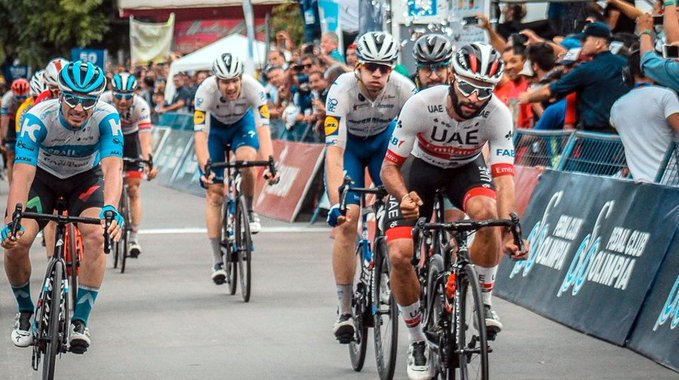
[454,75,494,100]
[62,92,99,110]
[418,63,449,77]
[362,62,393,74]
[15,95,28,101]
[113,92,134,101]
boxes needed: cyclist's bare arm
[325,145,345,205]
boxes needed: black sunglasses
[454,76,494,100]
[363,62,393,74]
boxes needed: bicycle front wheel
[235,197,252,302]
[222,199,237,295]
[43,262,65,380]
[373,238,397,380]
[349,243,369,371]
[456,264,489,380]
[65,224,79,314]
[120,188,130,274]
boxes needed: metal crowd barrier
[514,129,574,168]
[656,142,679,186]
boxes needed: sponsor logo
[495,148,515,157]
[430,126,479,145]
[21,122,41,143]
[196,98,204,107]
[427,104,444,113]
[654,275,679,331]
[505,131,513,140]
[194,111,206,125]
[259,104,270,119]
[324,116,340,136]
[327,98,338,113]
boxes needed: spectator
[610,50,679,182]
[320,31,346,64]
[157,73,192,114]
[519,22,629,133]
[301,54,323,76]
[307,70,329,141]
[345,43,358,67]
[265,65,287,105]
[268,49,288,69]
[638,12,679,92]
[495,45,534,128]
[324,64,348,86]
[275,31,295,61]
[604,0,636,34]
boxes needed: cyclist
[1,78,31,182]
[193,52,278,285]
[412,33,454,89]
[1,61,124,354]
[324,31,416,343]
[15,70,48,131]
[40,57,70,101]
[381,42,529,379]
[101,72,157,257]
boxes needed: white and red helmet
[452,43,504,85]
[44,57,70,88]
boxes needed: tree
[0,0,109,68]
[270,1,305,49]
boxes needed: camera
[573,19,591,33]
[462,16,480,26]
[653,15,664,26]
[663,44,679,59]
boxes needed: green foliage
[270,1,305,48]
[0,0,109,67]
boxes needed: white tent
[164,34,267,101]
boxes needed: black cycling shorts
[384,155,496,240]
[123,132,144,175]
[27,167,105,230]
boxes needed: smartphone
[663,44,679,59]
[653,15,664,26]
[573,19,591,32]
[462,16,479,26]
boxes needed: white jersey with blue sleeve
[324,71,416,149]
[15,99,123,179]
[193,74,270,132]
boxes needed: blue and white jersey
[15,99,123,179]
[193,74,270,132]
[324,71,416,150]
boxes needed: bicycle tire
[222,200,237,295]
[120,188,130,274]
[65,224,79,314]
[113,234,120,269]
[43,262,64,380]
[372,238,398,380]
[349,244,369,371]
[456,264,489,380]
[235,196,252,302]
[424,254,454,380]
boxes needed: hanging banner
[130,13,175,65]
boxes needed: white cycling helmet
[212,53,244,79]
[356,32,399,63]
[30,70,47,97]
[451,43,504,85]
[44,57,70,87]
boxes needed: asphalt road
[0,181,676,379]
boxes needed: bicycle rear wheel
[456,264,489,380]
[372,238,397,380]
[349,244,369,371]
[222,200,237,295]
[235,197,252,302]
[43,262,65,380]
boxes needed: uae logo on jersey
[325,116,340,136]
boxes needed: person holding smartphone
[638,11,679,92]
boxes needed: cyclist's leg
[123,132,145,249]
[329,144,362,342]
[205,118,229,277]
[231,109,261,231]
[447,156,503,331]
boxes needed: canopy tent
[164,33,267,101]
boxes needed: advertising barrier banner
[496,171,678,345]
[254,140,325,222]
[154,128,194,186]
[514,165,542,217]
[627,231,679,371]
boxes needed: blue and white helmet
[30,70,47,97]
[356,32,399,63]
[213,53,243,79]
[57,60,107,96]
[112,72,138,93]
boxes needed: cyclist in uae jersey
[101,72,157,257]
[381,43,530,379]
[324,31,416,346]
[1,78,31,182]
[193,52,278,285]
[1,61,124,354]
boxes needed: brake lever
[509,212,525,253]
[103,210,113,254]
[10,203,23,238]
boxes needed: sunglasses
[62,92,99,110]
[15,95,27,101]
[362,62,393,74]
[114,92,134,100]
[302,63,313,69]
[454,76,494,100]
[418,63,449,77]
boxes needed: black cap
[581,22,612,40]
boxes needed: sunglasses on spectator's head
[62,92,99,110]
[114,92,134,101]
[362,62,394,74]
[15,95,27,101]
[454,75,494,100]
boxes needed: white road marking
[139,226,330,235]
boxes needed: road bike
[414,213,524,380]
[338,177,398,380]
[113,157,153,273]
[9,201,113,380]
[204,149,276,302]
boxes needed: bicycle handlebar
[10,203,114,254]
[204,156,277,182]
[338,175,388,215]
[413,212,526,253]
[123,156,153,171]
